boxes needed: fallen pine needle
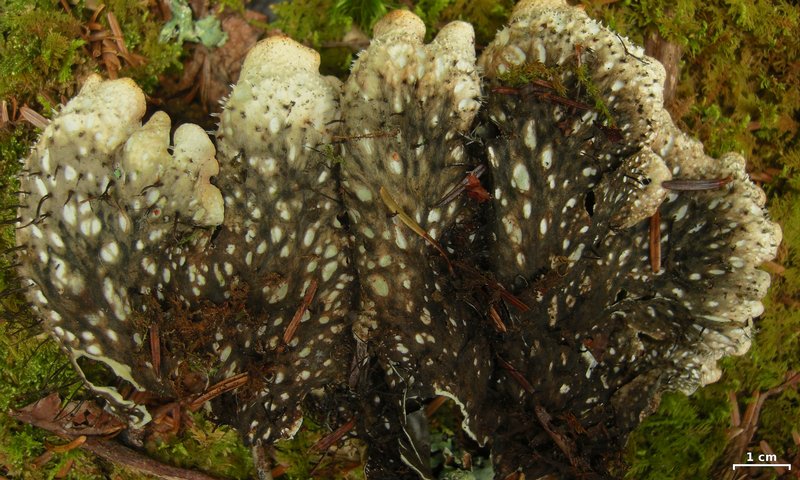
[283,279,319,345]
[379,186,452,270]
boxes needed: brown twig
[11,397,221,480]
[496,355,534,394]
[488,305,508,333]
[380,186,453,273]
[1,100,8,126]
[661,176,732,191]
[187,372,249,411]
[310,418,356,453]
[424,396,447,418]
[714,372,800,477]
[533,404,591,472]
[759,440,789,475]
[728,390,741,428]
[150,323,161,375]
[283,279,319,346]
[46,435,86,453]
[762,260,786,276]
[491,84,594,111]
[320,39,371,50]
[649,209,661,274]
[331,129,399,143]
[644,29,681,105]
[435,165,489,207]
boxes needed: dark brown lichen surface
[14,0,780,478]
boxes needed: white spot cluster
[14,76,214,425]
[478,0,781,431]
[339,13,482,329]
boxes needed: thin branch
[10,397,222,480]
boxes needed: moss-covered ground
[0,0,797,478]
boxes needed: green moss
[215,0,247,15]
[0,125,30,255]
[496,61,567,94]
[438,0,513,47]
[147,412,254,479]
[413,0,456,41]
[270,0,354,75]
[0,0,84,100]
[272,417,364,479]
[574,63,615,126]
[0,322,110,480]
[496,60,616,126]
[0,0,184,106]
[624,392,730,479]
[103,0,185,93]
[332,0,388,33]
[0,270,81,479]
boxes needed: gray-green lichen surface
[14,0,781,478]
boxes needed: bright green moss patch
[0,0,84,100]
[270,0,354,75]
[496,61,567,93]
[272,417,365,480]
[0,125,31,254]
[623,391,731,479]
[331,0,388,33]
[412,0,454,41]
[496,60,616,126]
[147,412,255,479]
[0,323,105,479]
[95,0,185,93]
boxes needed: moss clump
[0,0,84,100]
[496,61,567,94]
[437,0,513,47]
[573,62,615,126]
[99,0,185,93]
[0,125,31,254]
[271,417,365,480]
[412,0,455,41]
[270,0,354,76]
[147,411,255,479]
[331,0,387,33]
[0,0,184,109]
[0,322,110,479]
[496,60,616,126]
[622,391,731,479]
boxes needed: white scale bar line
[732,464,792,470]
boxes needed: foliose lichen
[12,0,781,477]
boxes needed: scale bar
[732,464,792,470]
